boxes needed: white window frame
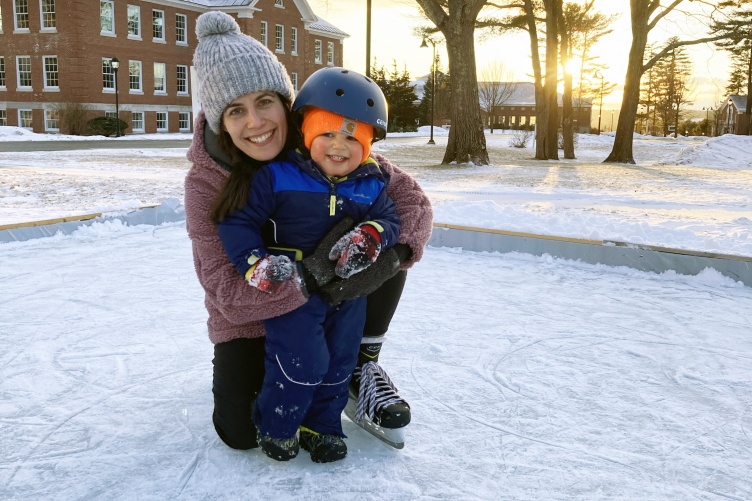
[129,60,142,93]
[0,109,7,126]
[16,55,32,89]
[176,64,188,95]
[19,109,33,129]
[14,0,30,31]
[275,0,284,7]
[40,0,56,31]
[45,109,59,131]
[127,5,141,39]
[154,62,166,94]
[327,42,334,65]
[156,111,168,131]
[0,5,3,34]
[0,57,6,89]
[260,21,267,46]
[315,40,322,64]
[131,111,144,132]
[178,111,190,131]
[275,24,284,53]
[176,13,187,45]
[100,0,114,35]
[102,58,115,91]
[152,10,165,42]
[291,72,298,92]
[291,27,298,55]
[43,55,59,90]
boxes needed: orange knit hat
[301,107,374,164]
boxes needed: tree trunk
[744,45,752,135]
[416,0,489,165]
[544,0,560,160]
[524,0,547,160]
[558,3,575,159]
[604,2,651,164]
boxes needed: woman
[185,11,433,450]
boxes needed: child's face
[309,130,365,177]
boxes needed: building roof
[728,95,748,113]
[307,16,349,37]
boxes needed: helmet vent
[367,99,375,107]
[336,88,345,97]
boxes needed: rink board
[2,203,750,288]
[429,223,752,288]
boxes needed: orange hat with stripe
[301,107,374,165]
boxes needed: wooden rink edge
[432,222,752,264]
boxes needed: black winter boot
[349,342,411,429]
[299,427,347,463]
[257,427,299,461]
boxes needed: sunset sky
[308,0,731,112]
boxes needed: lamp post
[420,37,436,145]
[365,0,371,76]
[594,70,604,134]
[111,57,120,137]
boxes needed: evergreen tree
[713,0,752,133]
[370,62,420,133]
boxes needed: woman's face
[222,91,288,162]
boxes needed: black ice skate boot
[299,427,347,463]
[256,428,299,461]
[349,341,411,429]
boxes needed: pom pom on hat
[301,108,374,165]
[193,11,295,134]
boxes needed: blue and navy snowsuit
[218,150,400,439]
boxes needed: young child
[217,67,400,463]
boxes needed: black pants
[212,270,408,449]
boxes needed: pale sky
[308,0,731,111]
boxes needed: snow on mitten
[246,255,295,293]
[329,224,382,279]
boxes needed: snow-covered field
[1,127,751,500]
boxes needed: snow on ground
[1,127,751,500]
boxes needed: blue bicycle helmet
[293,67,388,141]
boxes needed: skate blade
[344,397,405,449]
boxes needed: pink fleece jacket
[185,112,433,344]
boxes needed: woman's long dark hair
[210,94,301,223]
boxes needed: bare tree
[604,0,733,164]
[478,62,515,133]
[415,0,490,164]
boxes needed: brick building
[0,0,347,134]
[480,82,593,134]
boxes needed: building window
[156,111,167,131]
[102,58,115,90]
[43,56,58,89]
[154,62,166,93]
[17,56,32,88]
[260,21,267,46]
[0,57,5,88]
[275,0,284,6]
[179,112,190,131]
[291,27,298,55]
[0,110,6,126]
[176,65,188,94]
[132,111,144,132]
[127,5,140,38]
[19,109,33,129]
[15,0,29,30]
[129,60,142,92]
[327,42,334,65]
[291,72,298,91]
[0,6,3,33]
[100,1,114,34]
[45,109,59,131]
[176,14,187,44]
[41,0,56,29]
[315,40,322,64]
[275,25,284,53]
[153,10,164,41]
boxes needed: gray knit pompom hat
[193,11,295,133]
